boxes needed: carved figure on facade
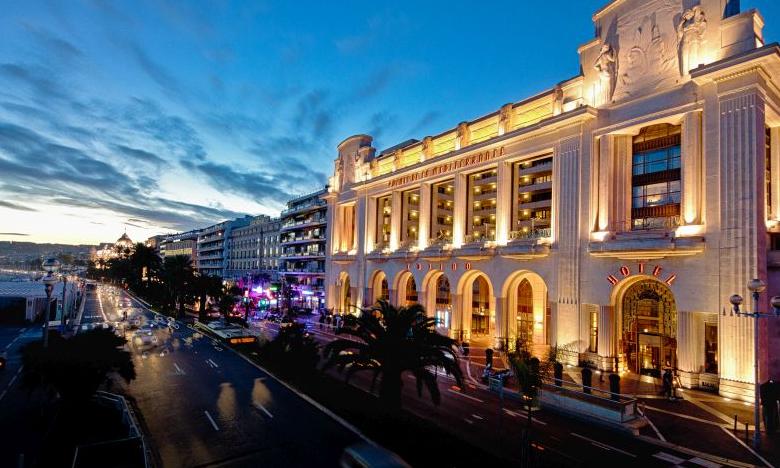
[422,136,433,158]
[677,5,708,76]
[456,122,470,149]
[594,43,616,105]
[552,85,564,115]
[498,104,513,135]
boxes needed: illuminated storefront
[324,0,780,401]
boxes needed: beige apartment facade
[324,0,780,401]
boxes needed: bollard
[609,373,621,401]
[581,367,593,394]
[553,362,563,387]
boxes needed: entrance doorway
[621,280,677,376]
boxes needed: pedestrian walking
[662,368,673,399]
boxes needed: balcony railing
[510,228,551,241]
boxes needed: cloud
[112,144,168,168]
[407,111,441,136]
[0,233,28,236]
[129,44,187,101]
[0,200,37,212]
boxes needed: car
[339,444,410,468]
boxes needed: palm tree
[162,255,194,317]
[130,242,160,289]
[191,273,224,322]
[323,300,463,410]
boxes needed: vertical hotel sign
[387,146,505,188]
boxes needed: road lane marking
[253,402,274,418]
[638,407,666,442]
[501,408,547,425]
[463,418,474,424]
[206,359,219,368]
[173,363,185,375]
[447,389,484,403]
[570,433,636,458]
[471,414,484,420]
[653,452,685,464]
[719,426,774,468]
[204,410,220,431]
[0,365,24,403]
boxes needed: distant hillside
[0,241,96,266]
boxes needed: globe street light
[41,258,61,348]
[726,278,780,449]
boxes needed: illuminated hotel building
[324,0,780,401]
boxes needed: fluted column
[365,197,377,252]
[681,111,704,225]
[452,174,467,247]
[390,191,402,250]
[451,293,464,341]
[613,136,632,232]
[676,310,697,374]
[495,161,512,245]
[494,296,507,349]
[418,183,432,250]
[717,87,768,397]
[597,305,615,359]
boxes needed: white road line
[447,389,484,403]
[719,426,774,468]
[173,363,185,375]
[253,402,274,418]
[638,407,666,442]
[689,456,722,468]
[463,418,474,424]
[570,432,636,458]
[501,408,547,425]
[204,410,220,431]
[471,414,484,420]
[0,365,24,403]
[653,452,686,464]
[206,359,219,368]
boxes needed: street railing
[536,376,638,423]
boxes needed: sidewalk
[564,366,779,466]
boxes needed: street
[85,285,367,468]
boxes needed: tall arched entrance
[502,271,548,352]
[369,270,389,304]
[338,272,352,314]
[457,271,495,344]
[619,279,677,376]
[394,271,419,306]
[422,271,451,329]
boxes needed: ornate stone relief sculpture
[456,122,470,149]
[677,5,708,76]
[594,43,616,105]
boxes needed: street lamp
[726,278,780,449]
[41,258,61,348]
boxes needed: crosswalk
[652,451,722,467]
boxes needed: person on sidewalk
[662,368,673,400]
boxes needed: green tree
[129,242,161,290]
[260,323,320,379]
[218,294,237,320]
[21,328,135,403]
[323,300,463,410]
[192,273,224,322]
[161,255,195,317]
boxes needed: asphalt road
[92,286,365,468]
[253,317,763,468]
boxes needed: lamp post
[41,258,61,348]
[726,278,780,449]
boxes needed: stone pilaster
[452,173,467,247]
[495,161,512,245]
[612,135,632,232]
[596,134,614,231]
[494,296,507,349]
[771,127,780,220]
[681,111,704,225]
[597,305,615,360]
[717,88,769,399]
[418,183,432,249]
[389,191,402,251]
[451,293,464,341]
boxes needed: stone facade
[324,0,780,401]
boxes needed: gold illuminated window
[631,124,681,230]
[430,179,454,243]
[401,189,420,244]
[513,155,553,239]
[467,168,497,241]
[375,195,391,249]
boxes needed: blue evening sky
[0,0,778,244]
